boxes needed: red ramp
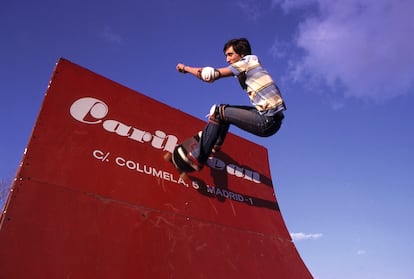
[0,59,312,278]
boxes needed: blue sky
[1,0,414,278]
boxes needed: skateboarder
[175,38,286,172]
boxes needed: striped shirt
[228,55,285,114]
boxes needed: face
[225,46,243,64]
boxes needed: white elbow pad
[201,66,221,82]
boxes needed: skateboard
[164,133,203,178]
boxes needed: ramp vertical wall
[0,59,312,278]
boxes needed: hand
[176,63,187,73]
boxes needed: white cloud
[290,232,323,241]
[274,0,414,103]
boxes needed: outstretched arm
[176,63,233,82]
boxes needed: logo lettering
[70,97,260,183]
[70,97,177,152]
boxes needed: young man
[176,38,286,171]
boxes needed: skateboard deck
[164,133,202,178]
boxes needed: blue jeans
[191,105,284,164]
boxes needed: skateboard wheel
[180,172,188,180]
[164,152,172,161]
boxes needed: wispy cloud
[356,249,367,256]
[272,0,317,13]
[237,0,265,21]
[273,0,414,103]
[270,39,292,59]
[100,26,122,44]
[290,232,323,241]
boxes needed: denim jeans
[192,105,284,164]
